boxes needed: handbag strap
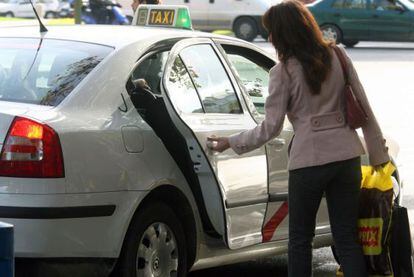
[333,46,349,85]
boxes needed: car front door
[161,38,269,249]
[367,0,412,41]
[215,39,331,241]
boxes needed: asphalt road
[190,41,414,277]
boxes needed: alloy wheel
[136,222,179,277]
[322,26,338,42]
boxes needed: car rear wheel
[321,24,342,44]
[5,12,14,18]
[44,11,56,19]
[342,40,359,48]
[118,202,187,277]
[233,17,258,42]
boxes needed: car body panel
[162,37,270,249]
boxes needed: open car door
[160,38,269,249]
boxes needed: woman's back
[283,47,366,170]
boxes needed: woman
[131,0,161,13]
[207,1,389,276]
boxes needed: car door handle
[267,138,286,147]
[193,162,202,171]
[373,14,379,18]
[333,12,341,17]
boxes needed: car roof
[0,25,236,48]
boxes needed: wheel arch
[120,184,198,270]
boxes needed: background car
[0,0,33,17]
[0,0,61,18]
[308,0,414,47]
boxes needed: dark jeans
[288,157,367,277]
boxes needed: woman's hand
[207,136,230,153]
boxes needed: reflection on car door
[368,0,411,41]
[161,38,269,249]
[216,40,331,241]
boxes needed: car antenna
[22,0,48,81]
[29,0,48,33]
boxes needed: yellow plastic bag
[359,162,395,277]
[361,162,396,191]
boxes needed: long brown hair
[263,0,333,95]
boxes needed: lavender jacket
[228,47,389,170]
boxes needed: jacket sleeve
[228,64,290,155]
[340,47,390,166]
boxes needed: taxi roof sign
[132,5,193,30]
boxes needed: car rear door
[214,39,331,241]
[161,38,269,249]
[334,0,372,40]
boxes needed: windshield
[0,38,113,106]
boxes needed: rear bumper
[0,191,145,258]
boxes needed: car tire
[342,40,359,48]
[320,24,342,44]
[5,12,14,18]
[118,202,188,277]
[44,11,56,19]
[233,17,258,42]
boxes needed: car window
[131,51,169,95]
[226,55,269,114]
[167,56,204,114]
[0,38,112,106]
[372,0,401,10]
[179,44,242,114]
[332,0,345,8]
[220,44,274,116]
[344,0,367,9]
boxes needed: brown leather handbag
[333,46,368,129]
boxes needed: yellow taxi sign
[132,5,193,30]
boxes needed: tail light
[0,117,64,178]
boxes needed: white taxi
[0,5,402,277]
